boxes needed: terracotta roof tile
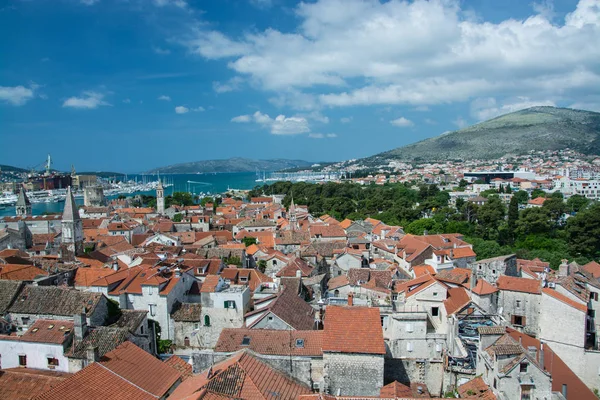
[323,306,385,355]
[542,288,587,312]
[19,319,73,344]
[0,369,70,400]
[496,276,542,294]
[215,328,323,356]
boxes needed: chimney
[348,292,354,307]
[295,269,302,278]
[74,309,88,341]
[470,271,476,291]
[112,260,119,271]
[86,345,99,364]
[540,342,545,370]
[174,267,182,277]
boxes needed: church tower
[15,186,32,217]
[289,197,299,230]
[61,186,83,261]
[156,176,165,215]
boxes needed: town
[0,154,598,399]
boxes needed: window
[589,309,596,318]
[436,343,443,352]
[516,300,521,308]
[521,385,532,400]
[204,315,211,327]
[431,307,439,317]
[242,336,251,346]
[407,342,413,352]
[512,315,525,326]
[478,265,482,270]
[21,317,30,326]
[184,337,190,347]
[433,292,438,297]
[149,304,156,317]
[47,358,59,368]
[19,355,27,367]
[334,290,340,297]
[562,384,567,398]
[224,300,236,309]
[520,362,528,373]
[380,316,385,326]
[295,339,305,348]
[492,269,496,275]
[193,323,200,330]
[406,323,414,333]
[268,316,274,321]
[273,260,277,266]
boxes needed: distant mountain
[0,164,27,173]
[147,158,314,174]
[361,106,600,164]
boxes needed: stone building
[468,254,518,284]
[60,187,84,261]
[15,186,32,217]
[171,302,202,350]
[83,185,106,207]
[156,178,165,215]
[496,276,542,337]
[322,306,385,396]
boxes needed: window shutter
[522,316,527,326]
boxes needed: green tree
[455,197,465,211]
[507,196,519,243]
[566,194,590,213]
[458,179,468,188]
[405,218,443,235]
[513,190,529,204]
[242,236,257,247]
[542,197,566,227]
[567,203,600,260]
[515,208,551,238]
[531,189,546,199]
[172,213,183,222]
[257,260,267,273]
[476,196,506,239]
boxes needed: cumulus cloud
[340,117,352,123]
[175,105,204,114]
[80,0,100,5]
[158,95,172,101]
[0,85,36,106]
[231,111,310,135]
[390,117,414,128]
[453,116,469,129]
[213,77,244,93]
[123,98,131,104]
[470,97,556,121]
[183,0,600,109]
[63,91,110,109]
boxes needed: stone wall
[384,358,444,397]
[324,352,384,396]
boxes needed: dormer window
[295,339,305,348]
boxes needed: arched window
[204,315,211,327]
[184,337,190,347]
[334,289,340,297]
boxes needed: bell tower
[156,175,165,215]
[61,186,83,261]
[15,186,32,217]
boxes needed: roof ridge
[96,361,160,398]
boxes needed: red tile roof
[444,287,471,315]
[0,369,71,400]
[472,279,499,296]
[215,328,323,356]
[582,261,600,279]
[169,350,311,400]
[0,264,48,281]
[323,306,385,355]
[457,377,496,399]
[19,319,74,344]
[496,276,542,294]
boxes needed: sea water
[0,172,263,217]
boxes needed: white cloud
[340,117,352,123]
[390,117,414,128]
[184,0,600,109]
[231,115,252,123]
[213,77,244,93]
[569,101,600,112]
[123,98,131,104]
[414,106,430,112]
[175,105,204,114]
[453,117,468,129]
[309,133,337,139]
[470,97,556,121]
[232,111,310,135]
[153,47,171,55]
[153,0,187,8]
[158,95,172,101]
[62,91,110,109]
[0,85,36,106]
[80,0,100,5]
[424,118,436,125]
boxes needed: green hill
[147,158,313,174]
[363,106,600,164]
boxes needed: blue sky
[1,0,599,173]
